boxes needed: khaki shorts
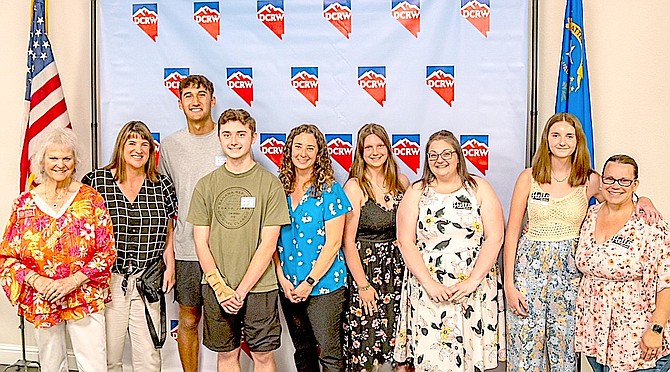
[202,286,281,353]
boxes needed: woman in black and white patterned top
[82,120,177,371]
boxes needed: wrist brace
[204,269,236,304]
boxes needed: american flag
[21,0,71,191]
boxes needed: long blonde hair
[349,123,404,199]
[531,112,592,186]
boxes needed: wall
[536,1,670,203]
[0,0,668,367]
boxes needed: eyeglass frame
[427,149,459,162]
[601,176,637,187]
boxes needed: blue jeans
[587,354,670,372]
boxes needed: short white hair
[30,128,82,184]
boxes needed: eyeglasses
[427,150,458,162]
[601,176,636,187]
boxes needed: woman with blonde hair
[393,130,505,371]
[342,123,410,371]
[504,113,658,371]
[83,120,176,371]
[275,124,352,372]
[0,128,116,372]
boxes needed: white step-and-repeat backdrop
[100,1,528,370]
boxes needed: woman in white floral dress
[393,130,505,371]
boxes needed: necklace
[370,180,393,204]
[551,170,569,183]
[45,180,72,208]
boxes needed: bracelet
[359,283,372,291]
[26,273,38,287]
[71,274,81,287]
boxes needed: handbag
[137,259,167,349]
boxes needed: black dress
[343,198,405,371]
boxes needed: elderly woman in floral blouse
[576,154,670,372]
[0,128,116,372]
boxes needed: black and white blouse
[82,168,177,275]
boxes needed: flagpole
[527,0,539,167]
[90,0,99,169]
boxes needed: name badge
[610,235,633,249]
[215,155,226,167]
[453,201,472,210]
[17,207,36,219]
[240,197,256,209]
[529,191,550,206]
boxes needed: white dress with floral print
[394,187,503,371]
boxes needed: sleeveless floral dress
[344,198,404,371]
[394,186,504,371]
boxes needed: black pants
[280,287,346,372]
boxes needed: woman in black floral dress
[342,123,410,371]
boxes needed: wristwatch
[651,323,664,335]
[305,276,317,287]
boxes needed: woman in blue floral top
[275,124,352,372]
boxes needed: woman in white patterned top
[576,155,670,372]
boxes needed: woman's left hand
[292,281,312,302]
[637,197,662,223]
[641,329,663,361]
[162,266,175,293]
[446,277,480,303]
[45,276,78,302]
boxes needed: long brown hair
[419,130,477,189]
[349,123,404,199]
[279,124,335,197]
[105,121,159,183]
[531,112,592,186]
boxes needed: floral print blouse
[0,185,116,329]
[278,183,352,296]
[575,203,670,372]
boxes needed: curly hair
[349,123,405,199]
[419,130,477,190]
[279,124,335,197]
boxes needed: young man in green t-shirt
[187,108,289,371]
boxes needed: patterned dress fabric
[0,185,116,328]
[394,187,503,372]
[344,198,404,371]
[575,204,670,372]
[506,180,587,372]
